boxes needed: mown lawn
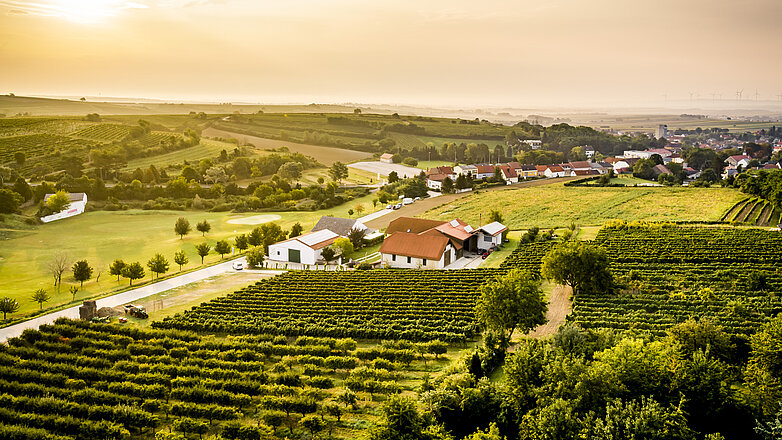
[0,193,384,319]
[426,183,744,229]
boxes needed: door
[444,250,451,267]
[288,248,301,263]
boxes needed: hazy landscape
[1,1,781,440]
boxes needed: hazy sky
[1,0,780,108]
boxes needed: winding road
[0,257,284,343]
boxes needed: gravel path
[526,284,573,338]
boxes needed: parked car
[414,197,421,201]
[232,261,244,270]
[394,203,402,209]
[385,204,393,210]
[402,198,413,205]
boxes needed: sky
[1,0,781,108]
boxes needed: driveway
[0,257,284,343]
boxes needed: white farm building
[40,193,88,223]
[267,229,340,265]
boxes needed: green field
[427,183,745,229]
[0,192,382,320]
[122,138,252,171]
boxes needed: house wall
[427,179,443,190]
[268,240,319,265]
[476,233,502,250]
[381,244,452,269]
[40,198,87,223]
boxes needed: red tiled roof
[380,232,449,260]
[386,217,446,235]
[434,218,473,241]
[569,161,592,170]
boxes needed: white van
[402,198,413,205]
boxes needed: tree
[542,241,613,295]
[13,152,25,167]
[69,285,79,301]
[246,247,264,268]
[347,227,367,249]
[147,253,170,279]
[0,297,19,321]
[441,177,454,194]
[248,227,262,247]
[337,388,358,408]
[12,177,32,202]
[71,260,93,288]
[290,223,303,238]
[234,234,249,252]
[46,190,71,213]
[329,162,349,183]
[0,188,23,214]
[0,166,13,186]
[300,414,326,438]
[32,289,50,310]
[278,162,303,182]
[371,395,428,440]
[195,243,211,264]
[354,108,362,114]
[321,246,336,262]
[333,237,354,258]
[121,262,145,286]
[214,240,231,259]
[388,171,399,183]
[175,217,191,239]
[476,269,548,341]
[173,250,188,271]
[48,252,71,286]
[109,259,126,282]
[354,204,365,216]
[196,220,211,236]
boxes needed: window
[423,259,427,265]
[392,255,396,261]
[484,235,492,242]
[407,256,411,264]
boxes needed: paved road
[0,257,283,343]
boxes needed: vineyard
[155,269,509,342]
[72,124,132,142]
[721,197,781,226]
[570,224,782,335]
[0,318,459,440]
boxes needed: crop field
[570,225,782,336]
[721,197,781,226]
[388,133,504,151]
[155,269,504,342]
[202,127,372,166]
[427,183,745,229]
[71,123,132,142]
[0,318,468,440]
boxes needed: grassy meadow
[0,192,384,320]
[426,183,745,229]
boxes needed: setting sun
[2,0,146,23]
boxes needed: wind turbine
[689,92,694,104]
[711,92,717,102]
[777,93,782,101]
[754,89,760,101]
[736,89,743,101]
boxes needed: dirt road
[526,284,573,338]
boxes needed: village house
[518,164,538,178]
[544,165,566,178]
[311,216,372,237]
[379,153,394,164]
[476,221,508,250]
[454,164,478,178]
[41,192,88,223]
[427,173,450,190]
[475,165,496,180]
[498,167,519,184]
[725,155,750,168]
[523,140,542,150]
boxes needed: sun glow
[3,0,147,23]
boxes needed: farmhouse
[725,155,750,167]
[475,165,496,180]
[379,232,455,269]
[427,173,450,190]
[40,192,87,223]
[379,153,394,164]
[498,167,519,184]
[454,164,477,178]
[381,217,507,269]
[268,229,339,265]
